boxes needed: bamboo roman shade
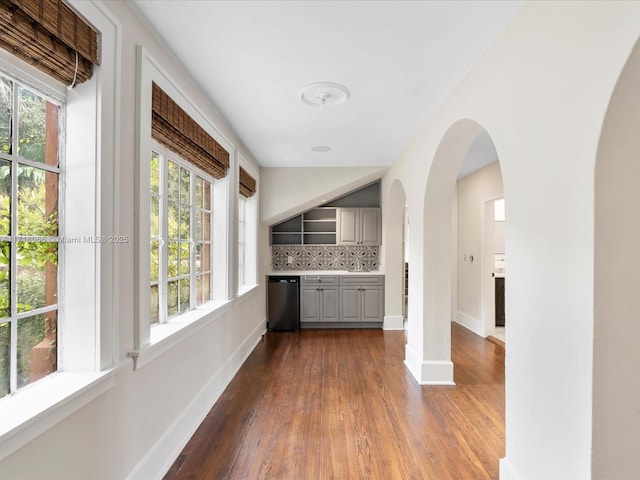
[0,0,100,86]
[239,166,256,198]
[152,83,229,179]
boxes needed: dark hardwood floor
[164,323,505,479]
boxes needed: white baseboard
[499,457,522,479]
[127,318,266,480]
[456,310,483,337]
[404,344,455,385]
[383,315,404,330]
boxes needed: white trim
[456,310,484,337]
[383,315,404,330]
[499,457,523,479]
[0,369,116,462]
[127,318,266,480]
[405,344,455,385]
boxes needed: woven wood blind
[239,166,256,198]
[0,0,100,86]
[152,83,229,179]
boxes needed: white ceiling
[132,0,523,169]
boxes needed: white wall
[594,35,640,479]
[260,166,386,225]
[0,1,266,478]
[379,1,640,478]
[456,161,503,335]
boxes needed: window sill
[235,284,259,305]
[132,300,233,370]
[0,369,116,462]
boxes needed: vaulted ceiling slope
[132,0,524,168]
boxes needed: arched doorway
[383,179,407,330]
[593,36,640,478]
[455,131,505,341]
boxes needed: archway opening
[383,179,408,331]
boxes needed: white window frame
[0,0,120,462]
[237,156,258,296]
[0,71,64,396]
[134,47,233,367]
[149,143,215,324]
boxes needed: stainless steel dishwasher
[267,276,300,331]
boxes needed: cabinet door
[359,208,381,245]
[301,287,320,323]
[337,208,358,245]
[340,287,361,322]
[361,286,383,322]
[320,287,340,322]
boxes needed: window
[238,195,247,288]
[150,145,213,324]
[135,47,232,354]
[238,162,257,292]
[0,72,62,398]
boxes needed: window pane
[203,180,211,210]
[196,177,203,208]
[0,241,9,318]
[195,275,202,306]
[202,273,210,302]
[167,241,178,278]
[195,243,203,274]
[167,200,178,239]
[196,211,202,241]
[167,280,178,317]
[167,160,179,201]
[179,242,190,276]
[179,278,189,312]
[18,88,58,165]
[0,159,10,236]
[18,167,58,236]
[150,240,159,282]
[203,211,211,241]
[150,151,160,195]
[17,312,57,389]
[180,206,190,239]
[150,284,159,325]
[0,321,8,398]
[180,167,190,203]
[0,77,12,155]
[150,195,159,238]
[17,241,58,313]
[202,243,211,272]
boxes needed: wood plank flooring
[164,323,505,479]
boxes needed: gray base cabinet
[301,275,340,323]
[301,275,384,327]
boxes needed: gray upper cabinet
[337,208,381,245]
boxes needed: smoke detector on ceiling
[300,82,350,108]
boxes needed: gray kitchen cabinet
[340,285,383,322]
[337,208,381,245]
[339,275,384,323]
[301,276,340,323]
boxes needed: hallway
[165,324,505,479]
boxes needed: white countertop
[267,270,384,276]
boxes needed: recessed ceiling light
[300,82,350,108]
[311,146,331,152]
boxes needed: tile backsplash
[272,245,379,272]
